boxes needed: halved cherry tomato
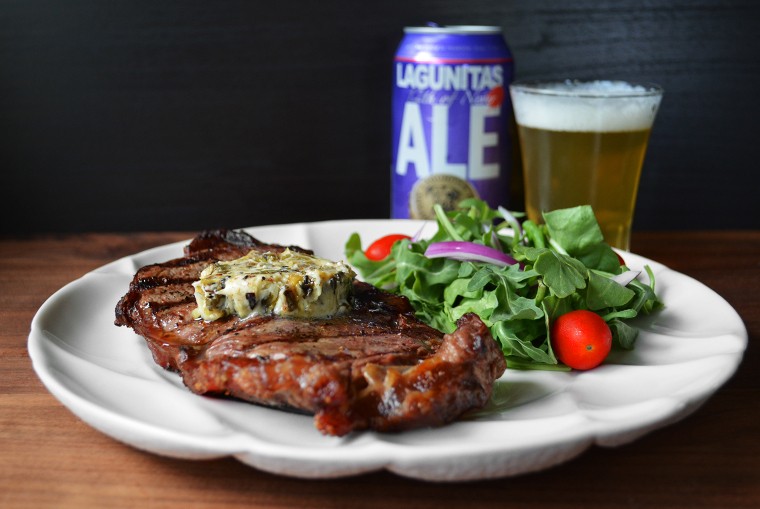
[364,234,411,261]
[550,310,612,370]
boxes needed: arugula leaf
[521,220,546,248]
[344,233,397,288]
[543,206,604,251]
[533,250,587,298]
[543,207,620,272]
[609,319,639,350]
[585,271,635,310]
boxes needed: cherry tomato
[550,310,612,370]
[615,252,626,266]
[364,234,411,261]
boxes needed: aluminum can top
[403,25,503,35]
[395,25,511,64]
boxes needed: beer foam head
[510,80,663,132]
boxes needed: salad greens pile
[345,198,663,370]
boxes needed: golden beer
[510,80,663,250]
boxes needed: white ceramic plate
[28,220,747,481]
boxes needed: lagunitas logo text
[394,62,506,181]
[395,63,505,92]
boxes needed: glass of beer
[509,80,663,251]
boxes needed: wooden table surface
[1,231,758,508]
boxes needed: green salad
[345,198,663,370]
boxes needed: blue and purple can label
[391,25,514,219]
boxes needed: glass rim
[510,79,664,98]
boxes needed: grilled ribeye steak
[115,229,506,436]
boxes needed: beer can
[391,25,514,219]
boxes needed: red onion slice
[425,241,518,267]
[411,222,427,243]
[610,270,640,287]
[498,206,523,238]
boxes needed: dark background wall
[2,0,758,234]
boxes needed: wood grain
[1,230,758,508]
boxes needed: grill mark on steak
[137,275,198,291]
[115,229,506,436]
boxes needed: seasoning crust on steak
[115,229,506,436]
